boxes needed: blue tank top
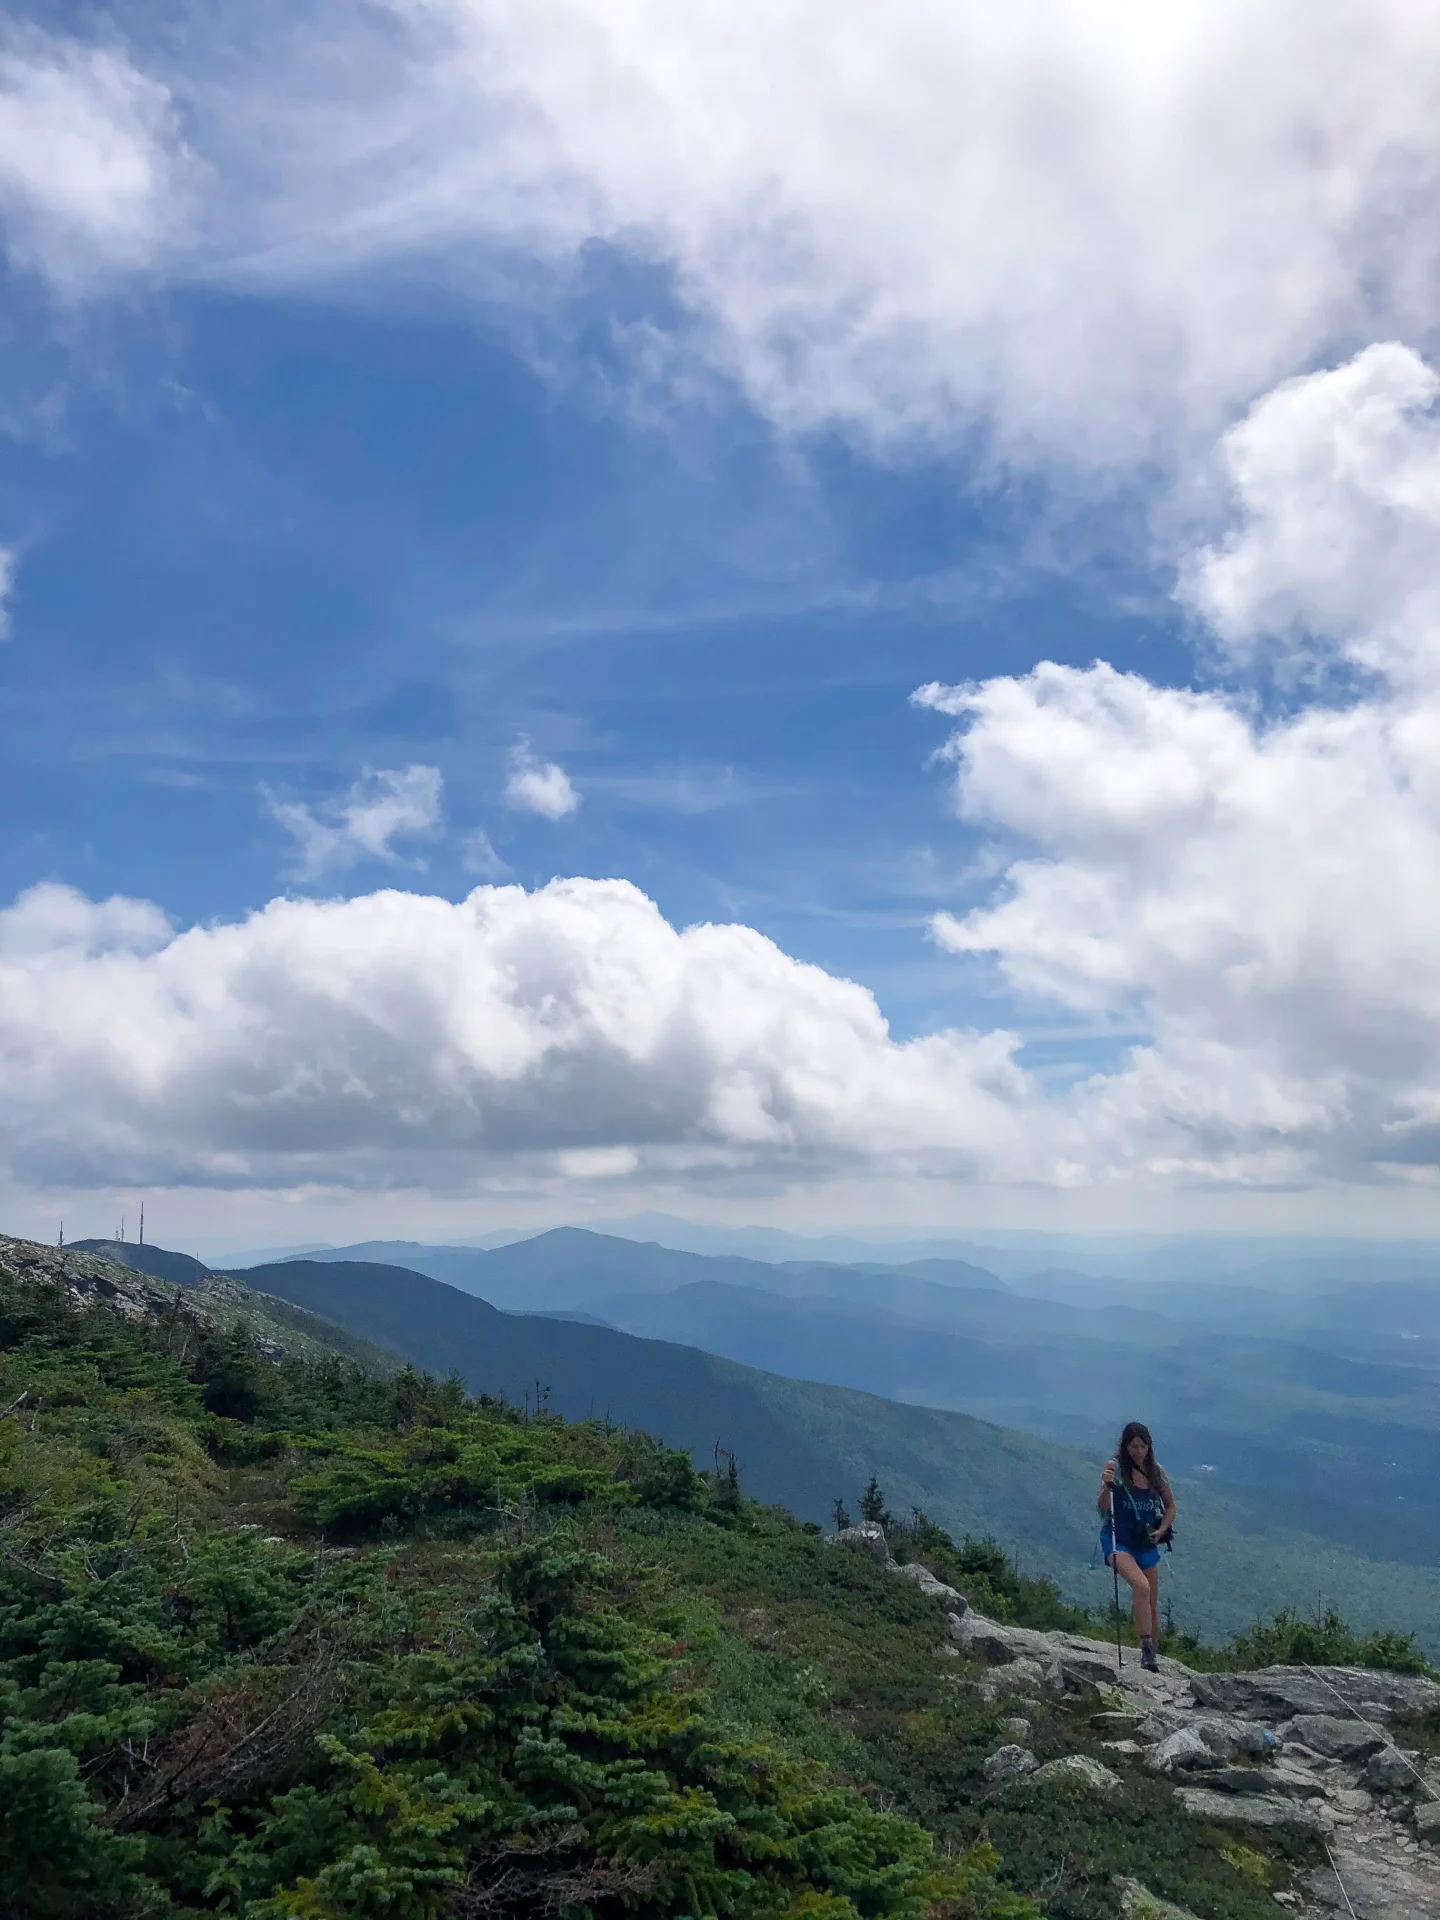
[1107,1472,1167,1552]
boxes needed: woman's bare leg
[1110,1551,1154,1638]
[1145,1565,1161,1642]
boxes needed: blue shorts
[1101,1533,1160,1572]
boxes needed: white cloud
[504,739,579,819]
[15,340,1440,1207]
[460,826,507,877]
[0,29,188,290]
[10,5,1440,467]
[162,0,1440,468]
[265,765,444,878]
[0,876,1034,1190]
[1184,342,1440,685]
[917,346,1440,1187]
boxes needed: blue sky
[6,4,1440,1247]
[3,278,1167,1051]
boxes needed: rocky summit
[826,1525,1440,1920]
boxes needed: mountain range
[75,1229,1440,1649]
[240,1227,1440,1564]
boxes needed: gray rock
[949,1611,1042,1664]
[983,1744,1037,1781]
[978,1656,1051,1698]
[1304,1834,1440,1919]
[1365,1746,1420,1792]
[1114,1875,1203,1919]
[1185,1766,1271,1795]
[1146,1728,1214,1775]
[824,1523,889,1563]
[892,1560,967,1615]
[1191,1666,1440,1724]
[1059,1647,1129,1691]
[1417,1800,1440,1838]
[1191,1715,1274,1761]
[1002,1716,1032,1739]
[1284,1713,1387,1761]
[1135,1707,1191,1743]
[1031,1754,1123,1793]
[1267,1764,1330,1800]
[1176,1787,1334,1832]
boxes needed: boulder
[1115,1877,1204,1920]
[1283,1713,1387,1762]
[1176,1787,1333,1832]
[948,1612,1044,1664]
[1059,1647,1127,1691]
[978,1656,1054,1699]
[1266,1764,1329,1801]
[1185,1767,1272,1795]
[1191,1666,1440,1724]
[1364,1745,1419,1792]
[1146,1728,1214,1775]
[1135,1707,1191,1743]
[983,1744,1037,1781]
[892,1560,967,1615]
[1030,1754,1122,1793]
[1191,1716,1274,1761]
[1002,1716,1032,1739]
[824,1523,889,1564]
[1416,1800,1440,1838]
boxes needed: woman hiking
[1098,1421,1175,1673]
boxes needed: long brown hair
[1117,1421,1164,1491]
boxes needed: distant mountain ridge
[72,1229,1440,1646]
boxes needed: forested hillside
[9,1234,1434,1918]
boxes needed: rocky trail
[831,1523,1440,1919]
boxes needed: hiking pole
[1109,1459,1123,1674]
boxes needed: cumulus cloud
[0,28,188,289]
[504,740,579,819]
[0,876,1034,1190]
[14,337,1440,1206]
[154,0,1440,467]
[917,345,1440,1187]
[7,4,1440,464]
[1185,342,1440,684]
[265,765,444,878]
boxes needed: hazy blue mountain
[260,1228,1440,1561]
[585,1265,1440,1569]
[276,1227,955,1313]
[228,1250,1440,1649]
[234,1256,1102,1563]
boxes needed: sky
[7,1,1440,1248]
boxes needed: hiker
[1098,1421,1175,1673]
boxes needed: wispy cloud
[587,766,770,816]
[460,826,508,878]
[0,28,189,290]
[504,738,579,819]
[0,548,15,640]
[264,764,444,879]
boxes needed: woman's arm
[1156,1474,1176,1540]
[1096,1459,1115,1517]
